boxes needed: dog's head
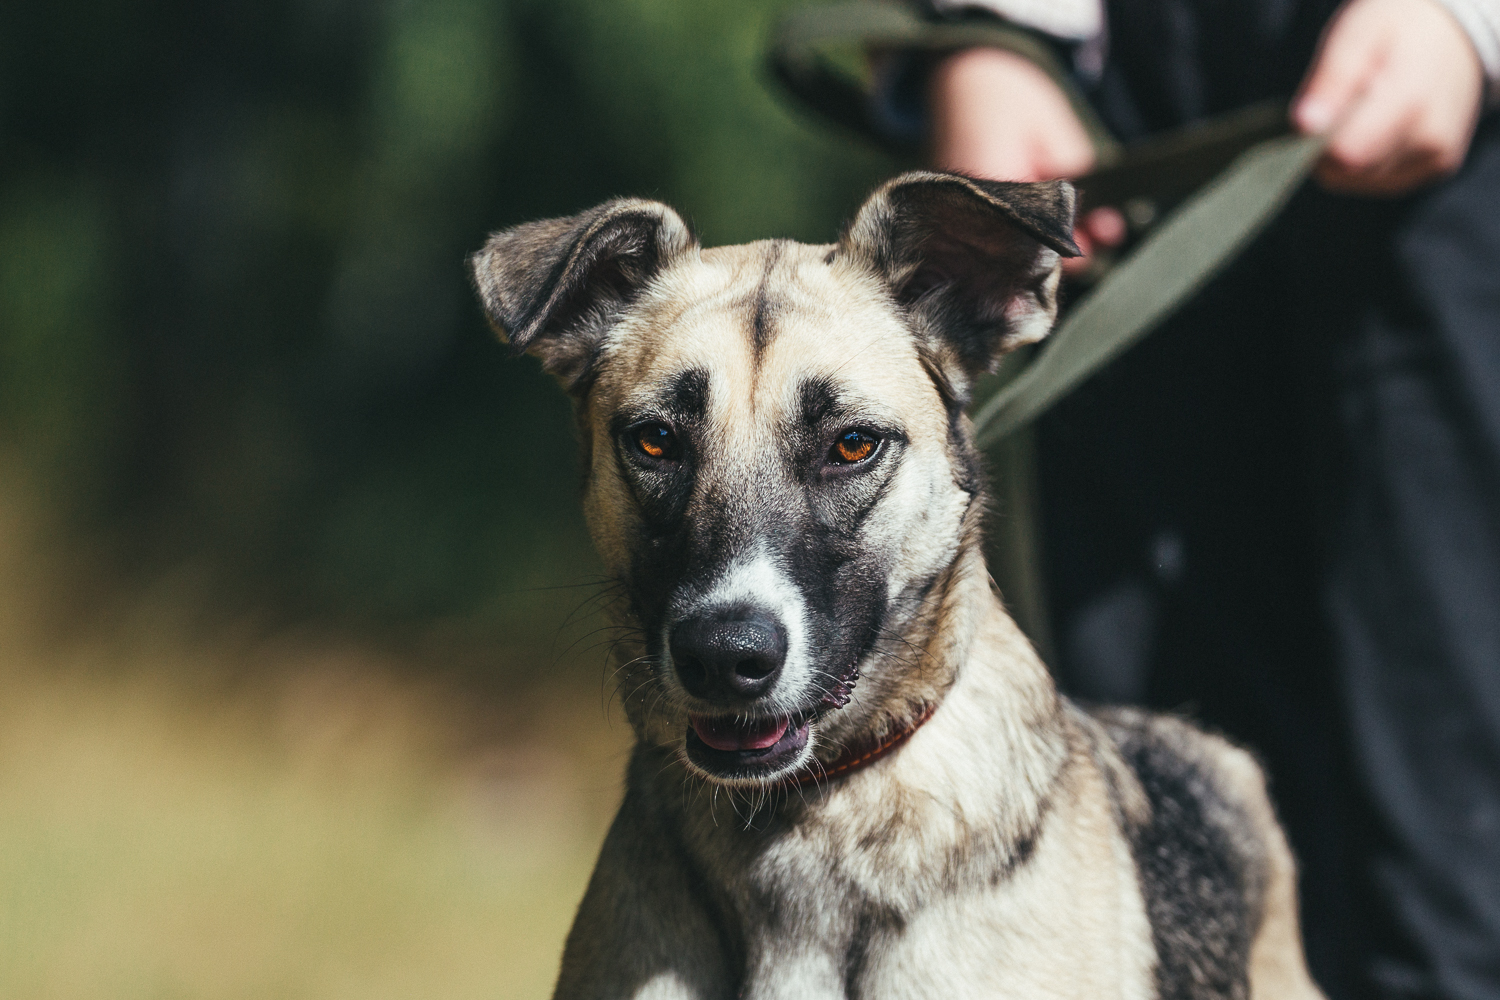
[472,172,1077,786]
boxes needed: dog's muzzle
[670,607,813,781]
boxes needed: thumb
[1293,3,1385,135]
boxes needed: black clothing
[1036,3,1500,999]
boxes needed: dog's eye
[829,430,878,465]
[631,422,679,461]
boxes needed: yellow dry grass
[0,481,632,999]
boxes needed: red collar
[778,702,937,789]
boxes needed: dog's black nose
[670,610,787,702]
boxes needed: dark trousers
[1041,7,1500,996]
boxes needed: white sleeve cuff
[929,0,1104,43]
[1433,0,1500,104]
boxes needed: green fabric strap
[971,130,1326,446]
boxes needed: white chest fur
[676,660,1157,1000]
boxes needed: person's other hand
[1293,0,1484,195]
[929,47,1124,273]
[929,47,1095,181]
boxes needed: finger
[1306,0,1484,196]
[1321,65,1417,177]
[928,48,1096,182]
[1293,3,1386,135]
[1061,228,1095,275]
[1316,160,1437,195]
[1316,142,1450,195]
[1315,44,1467,195]
[1082,207,1126,248]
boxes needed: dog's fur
[470,172,1325,1000]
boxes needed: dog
[470,172,1325,1000]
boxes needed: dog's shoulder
[1084,705,1274,1000]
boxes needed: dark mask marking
[797,374,842,429]
[775,374,910,694]
[751,241,786,359]
[609,366,711,540]
[616,368,912,713]
[665,366,710,423]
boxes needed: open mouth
[684,713,811,781]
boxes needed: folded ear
[469,198,695,393]
[839,171,1079,385]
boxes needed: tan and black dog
[470,172,1325,1000]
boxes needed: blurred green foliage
[0,0,893,664]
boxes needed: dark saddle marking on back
[1103,713,1267,1000]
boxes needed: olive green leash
[969,130,1326,447]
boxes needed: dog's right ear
[469,199,695,393]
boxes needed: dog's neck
[811,511,1061,768]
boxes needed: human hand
[929,47,1096,181]
[1293,0,1484,195]
[928,47,1124,273]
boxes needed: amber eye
[632,422,678,461]
[830,430,878,465]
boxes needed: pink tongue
[690,715,790,752]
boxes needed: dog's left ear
[839,171,1080,382]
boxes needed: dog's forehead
[595,239,931,421]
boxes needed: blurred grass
[0,476,633,999]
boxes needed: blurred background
[0,0,894,994]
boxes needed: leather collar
[778,702,937,790]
